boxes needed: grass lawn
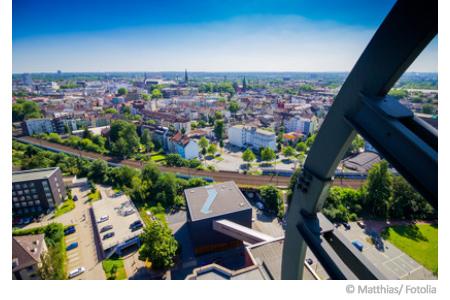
[54,199,75,217]
[151,154,166,162]
[88,190,101,202]
[382,224,438,275]
[102,258,127,280]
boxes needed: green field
[102,258,127,280]
[382,224,438,275]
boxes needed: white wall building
[285,116,317,135]
[228,125,276,151]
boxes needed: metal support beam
[282,0,437,279]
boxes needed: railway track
[15,136,365,189]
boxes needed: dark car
[129,220,142,229]
[73,195,78,201]
[306,258,314,265]
[100,225,113,233]
[103,232,115,240]
[343,222,351,230]
[66,242,79,251]
[130,223,143,231]
[64,226,76,236]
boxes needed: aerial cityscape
[9,0,438,288]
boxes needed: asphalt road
[16,136,364,189]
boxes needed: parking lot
[337,222,436,280]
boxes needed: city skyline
[13,0,437,73]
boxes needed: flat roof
[185,181,251,222]
[248,238,317,280]
[13,167,59,183]
[92,192,144,251]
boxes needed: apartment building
[285,116,317,136]
[12,167,66,217]
[228,125,276,151]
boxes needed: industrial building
[185,181,253,255]
[12,167,66,217]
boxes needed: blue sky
[13,0,437,73]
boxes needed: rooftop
[248,238,318,280]
[185,181,251,222]
[12,234,46,272]
[91,191,144,251]
[13,167,59,183]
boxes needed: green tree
[12,100,41,122]
[139,220,178,270]
[214,120,225,141]
[141,129,154,152]
[165,153,186,167]
[151,89,162,99]
[198,136,209,154]
[229,100,240,114]
[322,187,362,222]
[207,143,217,155]
[364,160,393,218]
[109,120,140,158]
[260,185,284,217]
[88,159,109,183]
[422,103,436,114]
[296,141,307,152]
[242,148,256,165]
[390,176,435,220]
[261,147,276,162]
[142,94,150,101]
[117,87,128,96]
[153,173,177,207]
[282,146,296,157]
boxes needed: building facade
[12,167,66,217]
[285,116,317,136]
[228,125,276,151]
[12,234,47,280]
[23,119,55,136]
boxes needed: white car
[97,215,109,223]
[68,267,85,278]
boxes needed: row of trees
[12,99,41,122]
[321,161,436,222]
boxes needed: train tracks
[16,136,364,189]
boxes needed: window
[15,184,21,189]
[13,197,18,202]
[31,188,36,193]
[45,193,51,198]
[12,191,16,196]
[26,196,31,201]
[27,201,33,206]
[24,189,30,194]
[21,202,27,207]
[42,181,48,187]
[17,190,23,195]
[34,200,40,205]
[14,203,20,208]
[32,195,38,200]
[29,182,35,188]
[20,196,25,201]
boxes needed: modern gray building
[12,167,66,217]
[185,181,252,255]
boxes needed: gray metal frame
[282,0,437,279]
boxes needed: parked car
[352,240,364,251]
[306,258,314,265]
[343,222,351,230]
[103,232,115,240]
[356,221,366,229]
[22,217,33,224]
[123,209,135,216]
[255,202,264,210]
[73,195,78,201]
[64,226,76,236]
[129,220,142,228]
[100,225,113,233]
[68,267,85,279]
[97,215,109,223]
[130,223,143,231]
[114,191,124,197]
[66,242,78,251]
